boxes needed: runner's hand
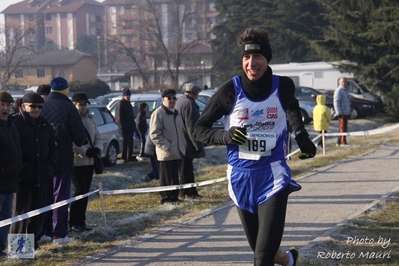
[295,130,316,159]
[223,127,247,145]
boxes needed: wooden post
[98,182,107,227]
[322,130,326,155]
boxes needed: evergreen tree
[211,0,325,84]
[312,0,399,119]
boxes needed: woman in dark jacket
[11,93,56,249]
[136,102,149,160]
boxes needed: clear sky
[0,0,22,14]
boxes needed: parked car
[107,93,224,129]
[197,89,217,105]
[88,105,139,166]
[320,90,377,119]
[92,92,123,105]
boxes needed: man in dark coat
[12,92,56,249]
[40,77,86,244]
[0,91,21,257]
[115,88,136,163]
[175,83,206,198]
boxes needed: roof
[0,49,95,67]
[2,0,103,14]
[101,0,132,5]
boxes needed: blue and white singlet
[225,75,301,213]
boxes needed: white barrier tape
[102,177,228,195]
[286,124,399,158]
[323,123,399,137]
[0,189,99,228]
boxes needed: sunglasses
[166,97,177,100]
[26,104,43,109]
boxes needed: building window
[90,14,96,22]
[46,13,52,21]
[15,69,23,78]
[47,40,53,48]
[46,27,52,35]
[28,15,34,21]
[37,68,45,78]
[96,15,101,22]
[120,6,125,15]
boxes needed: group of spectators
[0,77,102,259]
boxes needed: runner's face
[242,53,268,81]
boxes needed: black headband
[240,42,272,62]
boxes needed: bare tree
[106,0,206,90]
[0,23,33,91]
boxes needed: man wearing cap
[0,91,21,257]
[37,84,51,100]
[115,88,136,163]
[40,77,86,244]
[11,92,56,249]
[193,27,316,265]
[150,89,186,204]
[175,83,205,199]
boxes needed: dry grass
[3,118,399,265]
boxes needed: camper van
[270,61,381,105]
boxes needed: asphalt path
[76,142,399,266]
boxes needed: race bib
[238,132,277,160]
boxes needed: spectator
[136,102,149,161]
[203,85,209,90]
[115,88,137,163]
[0,91,21,258]
[142,135,160,182]
[69,92,102,232]
[11,92,56,250]
[313,94,331,150]
[193,27,316,265]
[150,89,186,204]
[333,77,351,146]
[37,84,51,100]
[175,83,205,199]
[12,97,23,114]
[40,77,86,244]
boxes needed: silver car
[88,105,139,166]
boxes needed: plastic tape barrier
[0,190,99,228]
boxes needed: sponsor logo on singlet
[266,107,278,119]
[237,108,249,120]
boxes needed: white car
[88,105,139,166]
[107,93,224,129]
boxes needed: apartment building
[2,0,220,89]
[2,0,105,51]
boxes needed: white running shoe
[53,236,75,244]
[38,235,52,243]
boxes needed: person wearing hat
[37,84,51,100]
[175,83,205,199]
[40,77,86,244]
[193,27,317,265]
[0,91,21,257]
[115,88,136,163]
[11,92,56,249]
[150,89,186,204]
[69,92,102,232]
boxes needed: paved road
[77,143,399,266]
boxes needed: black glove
[295,129,316,159]
[86,148,99,158]
[222,127,247,145]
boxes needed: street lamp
[97,36,102,80]
[200,60,205,86]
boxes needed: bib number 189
[246,139,266,152]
